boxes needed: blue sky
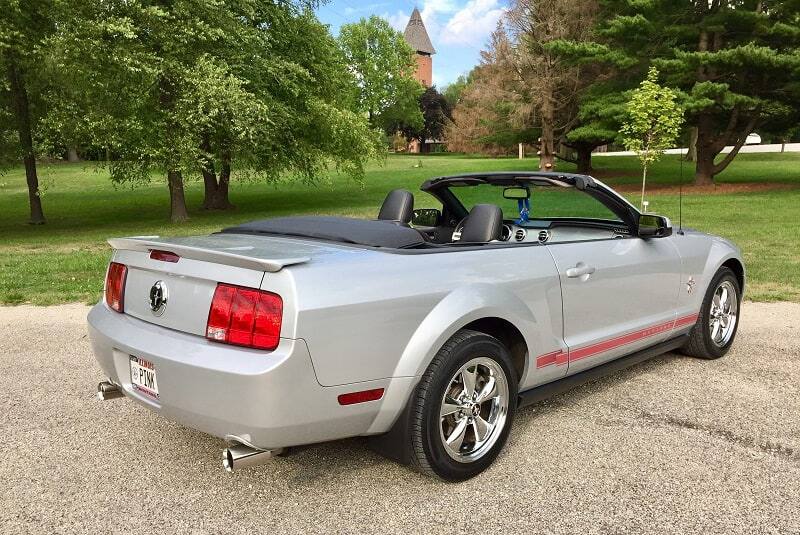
[316,1,508,88]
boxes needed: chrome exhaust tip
[222,444,284,472]
[97,381,123,401]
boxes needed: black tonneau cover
[221,216,425,249]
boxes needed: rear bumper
[87,303,415,449]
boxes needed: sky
[315,0,508,88]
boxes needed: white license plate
[130,356,159,399]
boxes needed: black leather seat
[460,204,503,243]
[377,189,414,225]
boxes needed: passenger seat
[459,204,503,243]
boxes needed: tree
[567,0,800,185]
[187,6,380,210]
[0,0,54,224]
[393,86,451,152]
[338,16,423,134]
[444,26,537,156]
[446,2,608,168]
[505,0,602,170]
[621,68,684,210]
[442,74,471,110]
[54,1,381,220]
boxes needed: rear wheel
[682,267,741,359]
[408,329,517,481]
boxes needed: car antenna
[678,145,685,235]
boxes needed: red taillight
[206,283,283,351]
[105,262,127,313]
[149,250,180,263]
[337,388,385,406]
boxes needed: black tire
[681,267,741,359]
[408,329,517,481]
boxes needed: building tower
[403,8,435,88]
[403,8,436,153]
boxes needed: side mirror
[638,213,673,238]
[411,208,442,227]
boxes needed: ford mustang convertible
[88,171,743,481]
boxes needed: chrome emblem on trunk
[149,280,168,316]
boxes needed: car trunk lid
[109,234,324,337]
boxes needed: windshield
[449,183,622,223]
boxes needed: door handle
[566,262,596,278]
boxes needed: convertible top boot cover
[377,189,414,224]
[221,216,426,249]
[460,204,503,242]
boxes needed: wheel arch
[367,283,552,441]
[721,257,745,293]
[461,317,527,382]
[390,283,540,381]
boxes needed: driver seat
[460,204,503,243]
[377,189,414,225]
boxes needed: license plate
[130,356,159,399]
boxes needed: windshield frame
[421,172,639,230]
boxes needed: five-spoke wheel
[439,357,509,463]
[407,329,517,481]
[709,280,738,347]
[682,266,741,359]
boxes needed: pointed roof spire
[404,7,436,55]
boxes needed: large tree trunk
[7,58,45,224]
[694,148,716,186]
[67,146,80,162]
[538,84,555,171]
[159,76,189,221]
[167,170,189,222]
[200,152,234,210]
[694,108,758,185]
[685,127,698,161]
[694,113,718,186]
[576,145,593,173]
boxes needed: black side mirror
[411,208,442,227]
[638,213,673,238]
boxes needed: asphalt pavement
[2,302,798,534]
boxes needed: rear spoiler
[108,237,310,273]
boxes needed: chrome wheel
[439,357,509,463]
[709,280,738,347]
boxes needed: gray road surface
[2,302,798,534]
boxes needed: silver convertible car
[89,171,744,481]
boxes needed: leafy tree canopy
[621,67,684,209]
[554,0,800,184]
[50,1,382,220]
[338,16,424,135]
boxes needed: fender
[391,282,544,380]
[672,230,745,315]
[697,237,745,300]
[366,282,545,440]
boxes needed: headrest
[460,204,503,243]
[377,189,414,225]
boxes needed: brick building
[403,8,437,153]
[403,7,435,87]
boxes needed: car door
[547,235,682,375]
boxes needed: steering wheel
[452,216,469,241]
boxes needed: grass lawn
[1,152,799,304]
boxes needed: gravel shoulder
[2,302,799,534]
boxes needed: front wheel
[408,329,517,481]
[682,267,741,359]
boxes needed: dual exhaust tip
[97,381,123,401]
[223,443,284,472]
[97,380,281,472]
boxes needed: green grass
[1,152,799,304]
